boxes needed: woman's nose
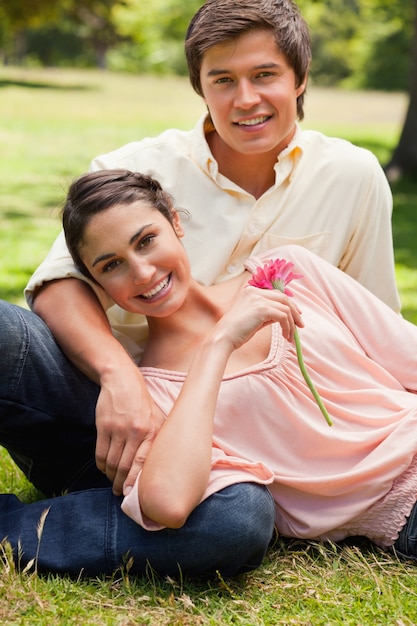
[131,259,155,284]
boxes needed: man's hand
[96,363,165,495]
[33,278,165,496]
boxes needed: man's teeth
[238,116,268,126]
[142,276,169,299]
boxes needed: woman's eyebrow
[92,224,154,267]
[92,251,116,267]
[129,224,153,245]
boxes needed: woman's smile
[138,274,172,301]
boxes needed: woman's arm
[33,278,164,496]
[139,285,303,527]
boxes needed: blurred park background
[0,0,415,93]
[1,0,417,316]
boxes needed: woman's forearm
[139,331,233,528]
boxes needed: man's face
[199,29,306,158]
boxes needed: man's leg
[0,483,275,578]
[0,300,109,495]
[393,501,417,561]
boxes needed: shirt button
[227,265,236,274]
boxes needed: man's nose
[234,79,261,109]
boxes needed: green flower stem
[294,328,333,427]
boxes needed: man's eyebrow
[206,62,282,76]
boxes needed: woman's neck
[140,273,248,370]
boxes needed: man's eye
[214,77,232,84]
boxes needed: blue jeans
[0,301,275,577]
[393,502,417,561]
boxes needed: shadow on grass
[0,78,94,91]
[391,176,417,269]
[351,137,417,271]
[348,137,393,158]
[0,283,29,304]
[2,210,40,220]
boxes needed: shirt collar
[191,114,304,188]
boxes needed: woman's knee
[207,483,276,575]
[231,483,275,551]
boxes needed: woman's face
[80,201,190,317]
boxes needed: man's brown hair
[185,0,311,120]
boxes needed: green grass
[1,67,417,625]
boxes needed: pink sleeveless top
[122,245,417,547]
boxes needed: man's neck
[207,131,279,199]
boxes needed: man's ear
[296,70,309,98]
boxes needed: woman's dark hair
[62,169,175,279]
[185,0,311,120]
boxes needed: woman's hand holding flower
[213,284,304,352]
[248,258,333,427]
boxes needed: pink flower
[249,258,332,427]
[248,258,303,295]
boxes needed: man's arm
[33,278,164,496]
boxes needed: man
[0,0,400,578]
[26,0,400,497]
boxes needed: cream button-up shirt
[25,115,400,361]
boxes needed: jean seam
[8,306,31,397]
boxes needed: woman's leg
[0,483,275,578]
[0,300,109,495]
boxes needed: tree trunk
[385,0,417,181]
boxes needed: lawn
[1,66,417,625]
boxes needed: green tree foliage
[297,0,412,90]
[0,0,126,67]
[62,0,127,67]
[297,0,361,86]
[386,0,417,178]
[0,0,61,62]
[354,0,414,90]
[0,0,60,29]
[0,0,415,92]
[109,0,200,73]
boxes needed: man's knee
[0,301,30,374]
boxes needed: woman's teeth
[141,276,170,299]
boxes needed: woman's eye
[139,234,156,249]
[103,259,121,273]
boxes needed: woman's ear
[172,211,184,238]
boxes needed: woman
[62,169,417,560]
